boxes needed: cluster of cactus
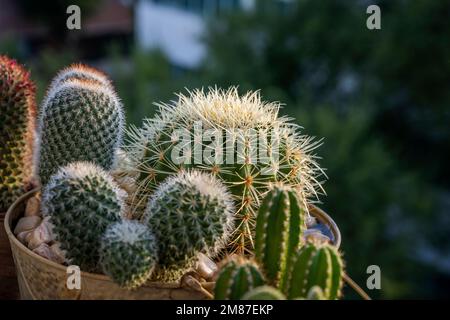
[36,64,124,185]
[0,55,36,212]
[213,184,344,300]
[125,87,325,253]
[2,58,355,299]
[143,170,235,282]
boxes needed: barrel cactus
[100,220,158,289]
[0,55,36,211]
[143,170,234,282]
[36,77,124,185]
[214,258,265,300]
[241,285,286,300]
[255,184,306,289]
[286,240,344,300]
[42,162,126,272]
[126,87,324,252]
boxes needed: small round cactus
[126,87,324,252]
[255,184,306,290]
[306,286,326,300]
[100,220,158,289]
[214,258,265,300]
[286,240,344,300]
[241,286,286,300]
[36,77,124,185]
[0,55,36,211]
[143,170,234,282]
[42,162,126,272]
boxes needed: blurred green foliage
[1,0,449,299]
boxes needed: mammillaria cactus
[241,285,286,300]
[36,75,124,185]
[42,162,126,272]
[126,87,324,252]
[255,184,306,289]
[100,220,158,289]
[0,55,36,211]
[214,258,265,300]
[143,170,234,282]
[285,240,344,300]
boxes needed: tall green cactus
[143,170,234,282]
[42,162,126,272]
[100,220,158,289]
[255,184,306,289]
[125,87,325,252]
[0,55,36,212]
[286,240,344,300]
[214,258,265,300]
[36,75,124,185]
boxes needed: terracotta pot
[4,189,211,300]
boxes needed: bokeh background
[1,0,449,299]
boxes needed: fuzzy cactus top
[0,55,36,211]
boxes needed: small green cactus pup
[255,184,306,289]
[286,240,344,300]
[214,258,265,300]
[42,162,126,272]
[100,220,158,289]
[306,286,326,300]
[143,170,234,282]
[0,55,36,212]
[36,77,124,185]
[127,87,324,252]
[241,285,286,300]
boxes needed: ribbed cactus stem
[255,184,306,290]
[214,258,265,300]
[286,240,344,300]
[36,73,124,185]
[0,55,36,211]
[42,162,126,272]
[241,285,286,300]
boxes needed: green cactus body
[126,87,324,253]
[42,162,126,272]
[286,241,344,300]
[241,285,286,300]
[214,258,265,300]
[36,77,124,185]
[100,220,158,289]
[255,184,306,290]
[306,286,326,300]
[0,55,36,211]
[143,170,234,282]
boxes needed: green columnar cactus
[36,77,124,185]
[143,170,234,282]
[255,184,306,290]
[42,162,126,272]
[286,240,344,300]
[0,55,36,212]
[126,87,324,252]
[214,258,265,300]
[241,286,286,300]
[100,220,158,289]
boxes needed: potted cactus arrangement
[2,54,366,300]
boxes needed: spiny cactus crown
[214,258,265,300]
[36,77,124,185]
[126,86,324,252]
[143,170,234,282]
[42,161,126,272]
[0,55,36,212]
[100,219,158,289]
